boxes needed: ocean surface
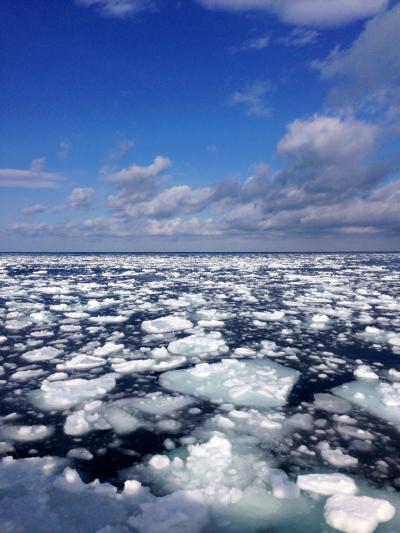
[0,253,400,532]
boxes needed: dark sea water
[0,253,400,532]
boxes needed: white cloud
[278,114,378,163]
[120,185,213,218]
[107,155,172,209]
[75,0,153,18]
[66,187,95,208]
[312,3,400,110]
[229,81,272,117]
[198,0,388,27]
[0,159,63,189]
[106,155,171,185]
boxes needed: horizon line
[1,250,400,255]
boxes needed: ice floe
[160,359,299,408]
[142,316,193,334]
[29,373,117,411]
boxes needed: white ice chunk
[311,314,330,323]
[324,494,395,533]
[29,373,117,411]
[21,346,62,362]
[318,443,358,468]
[0,424,53,442]
[11,369,46,381]
[94,342,124,357]
[253,310,285,321]
[112,356,186,374]
[333,380,400,430]
[57,354,106,370]
[297,473,357,496]
[160,359,299,409]
[354,365,379,380]
[142,316,193,334]
[167,333,227,358]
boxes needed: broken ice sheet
[160,358,299,409]
[333,379,400,430]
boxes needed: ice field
[0,253,400,532]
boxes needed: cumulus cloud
[9,113,398,244]
[21,188,95,216]
[229,81,272,117]
[75,0,153,18]
[0,159,63,189]
[119,185,213,218]
[106,155,171,186]
[198,0,388,27]
[312,3,400,110]
[277,114,380,193]
[66,187,95,209]
[107,155,172,209]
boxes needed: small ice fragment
[149,455,170,470]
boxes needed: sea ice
[141,316,193,334]
[29,373,117,411]
[333,380,400,430]
[128,490,208,533]
[160,359,299,408]
[324,494,395,533]
[21,346,62,362]
[354,365,379,380]
[313,393,352,414]
[127,393,193,415]
[112,356,186,374]
[318,443,358,468]
[167,332,227,358]
[0,424,54,442]
[297,473,358,496]
[57,354,106,370]
[93,342,124,356]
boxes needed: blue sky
[1,0,399,251]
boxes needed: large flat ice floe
[28,373,117,411]
[333,379,400,430]
[160,359,299,408]
[141,315,193,334]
